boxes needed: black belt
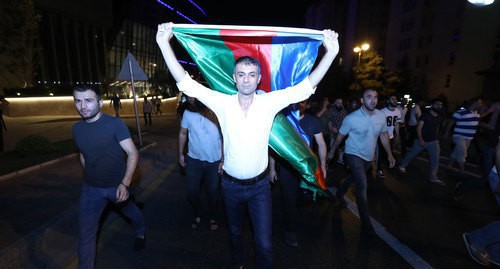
[223,169,268,185]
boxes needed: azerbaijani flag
[172,24,327,195]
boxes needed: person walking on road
[72,86,146,268]
[269,98,328,248]
[143,96,153,126]
[375,95,401,179]
[329,97,348,166]
[157,22,339,269]
[153,95,162,115]
[0,95,9,152]
[407,99,425,147]
[447,97,483,176]
[110,93,122,117]
[326,88,396,234]
[179,95,223,231]
[398,98,446,185]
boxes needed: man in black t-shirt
[269,99,327,247]
[398,98,446,185]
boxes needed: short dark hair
[73,85,101,100]
[431,98,443,104]
[234,56,261,75]
[361,88,377,97]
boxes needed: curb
[0,153,79,183]
[0,141,157,183]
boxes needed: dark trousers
[277,163,301,233]
[221,175,273,269]
[185,156,220,220]
[143,112,152,126]
[337,154,373,229]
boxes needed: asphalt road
[0,113,497,268]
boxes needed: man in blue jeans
[73,86,145,268]
[327,88,395,234]
[398,98,446,185]
[157,22,339,269]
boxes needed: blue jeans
[78,184,145,269]
[400,139,440,181]
[221,174,273,269]
[185,156,221,220]
[468,220,500,261]
[337,154,373,229]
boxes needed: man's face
[187,96,196,105]
[333,99,343,109]
[388,96,398,107]
[233,62,261,96]
[431,101,443,113]
[473,99,483,111]
[73,90,102,121]
[361,90,378,111]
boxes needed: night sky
[205,0,311,28]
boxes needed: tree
[0,0,41,88]
[349,50,400,97]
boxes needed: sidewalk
[0,114,180,268]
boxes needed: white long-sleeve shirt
[177,73,315,179]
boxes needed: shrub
[15,135,55,156]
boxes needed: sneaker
[454,182,463,201]
[376,170,385,179]
[284,232,298,247]
[133,236,146,251]
[398,166,406,173]
[336,159,344,165]
[488,257,500,267]
[429,179,446,186]
[463,233,490,266]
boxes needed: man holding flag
[157,22,339,269]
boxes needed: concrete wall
[3,96,179,117]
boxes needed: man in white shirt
[376,95,400,178]
[156,22,339,269]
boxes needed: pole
[128,60,143,146]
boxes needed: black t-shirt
[419,110,443,142]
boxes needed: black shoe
[463,233,489,266]
[133,236,146,251]
[376,170,385,179]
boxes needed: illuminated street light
[353,43,370,69]
[467,0,495,6]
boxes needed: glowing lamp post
[353,43,370,70]
[467,0,495,6]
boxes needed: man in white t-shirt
[376,95,400,178]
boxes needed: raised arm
[156,22,187,83]
[308,30,340,88]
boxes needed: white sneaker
[429,179,446,186]
[398,166,406,173]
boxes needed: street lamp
[353,43,370,68]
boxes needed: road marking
[342,196,433,269]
